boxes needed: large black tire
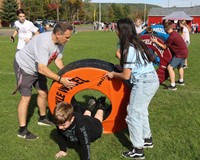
[57,59,119,75]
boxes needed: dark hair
[146,26,153,33]
[117,18,154,66]
[53,21,73,34]
[54,102,74,125]
[16,9,25,16]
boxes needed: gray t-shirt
[16,32,64,75]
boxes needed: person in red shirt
[151,21,188,90]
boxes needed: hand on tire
[60,77,76,88]
[104,71,114,79]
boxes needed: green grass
[0,31,200,160]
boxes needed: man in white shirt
[11,9,39,50]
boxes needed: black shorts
[90,117,103,142]
[14,59,48,96]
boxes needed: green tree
[107,5,115,22]
[47,0,60,20]
[0,0,18,27]
[123,4,130,18]
[65,0,84,21]
[111,3,124,21]
[22,0,45,21]
[82,1,96,22]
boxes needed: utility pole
[56,0,60,21]
[77,9,79,21]
[144,3,146,24]
[98,2,101,30]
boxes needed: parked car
[42,20,49,25]
[72,20,82,25]
[35,19,43,24]
[49,20,55,27]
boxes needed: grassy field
[0,31,200,160]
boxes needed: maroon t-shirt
[166,31,188,58]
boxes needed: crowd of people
[11,8,191,160]
[93,21,117,32]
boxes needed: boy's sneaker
[122,148,145,159]
[183,65,188,69]
[143,137,153,149]
[96,96,106,110]
[175,80,185,86]
[17,129,39,140]
[86,97,96,112]
[38,117,55,126]
[167,85,177,91]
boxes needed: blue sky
[90,0,200,7]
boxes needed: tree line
[0,0,160,27]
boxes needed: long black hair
[117,18,154,67]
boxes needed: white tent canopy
[162,11,193,21]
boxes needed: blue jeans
[126,71,159,148]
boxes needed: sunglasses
[19,16,25,17]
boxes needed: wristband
[58,76,61,82]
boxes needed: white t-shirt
[14,19,38,49]
[15,32,64,75]
[135,24,145,35]
[182,26,190,44]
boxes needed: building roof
[162,11,193,20]
[149,5,200,16]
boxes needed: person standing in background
[135,18,145,35]
[179,20,190,69]
[11,9,39,51]
[151,21,188,90]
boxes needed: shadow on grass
[27,94,38,125]
[114,129,132,150]
[160,83,168,89]
[27,93,54,125]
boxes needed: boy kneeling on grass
[53,96,106,160]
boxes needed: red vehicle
[72,20,83,25]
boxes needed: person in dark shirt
[53,96,106,160]
[151,21,188,90]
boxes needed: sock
[39,115,46,120]
[171,83,175,87]
[179,79,183,82]
[19,126,26,133]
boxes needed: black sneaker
[96,96,106,110]
[144,137,153,149]
[167,85,177,91]
[17,129,39,140]
[175,80,185,86]
[86,97,96,112]
[122,148,145,159]
[38,117,55,126]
